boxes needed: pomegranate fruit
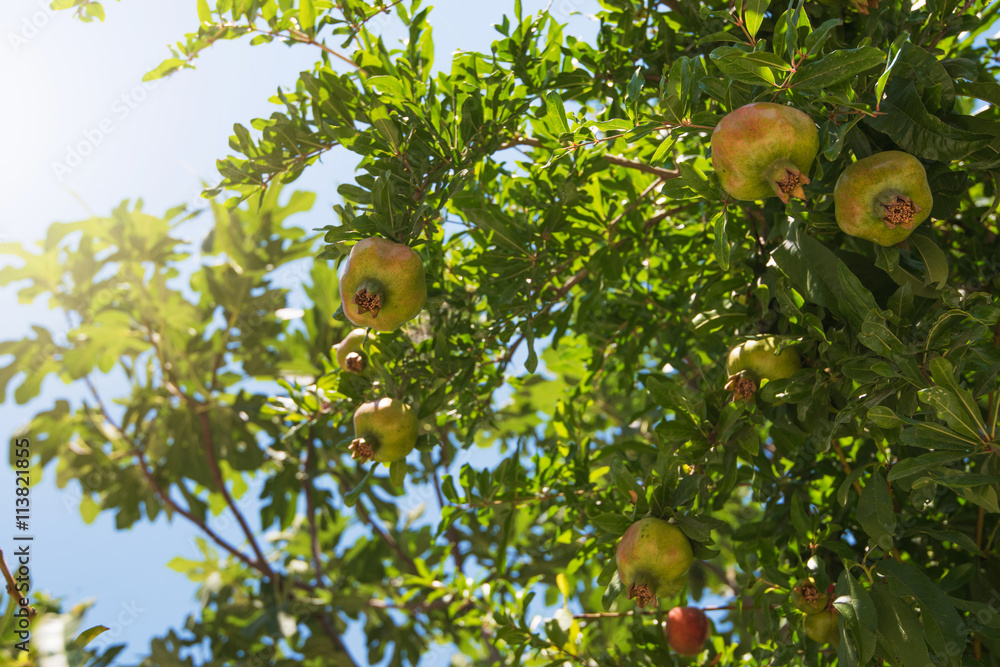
[725,337,800,401]
[616,517,694,608]
[834,151,933,246]
[665,607,711,656]
[711,103,819,203]
[338,237,427,332]
[335,328,374,373]
[803,608,840,646]
[349,397,417,464]
[790,579,829,615]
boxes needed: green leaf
[918,387,986,443]
[865,80,992,161]
[955,80,1000,107]
[857,469,895,546]
[908,235,949,288]
[591,513,634,535]
[713,208,729,270]
[462,208,527,253]
[344,466,375,507]
[838,464,870,507]
[710,47,790,86]
[197,0,212,23]
[744,0,769,39]
[792,47,885,90]
[834,570,877,665]
[870,582,932,666]
[867,406,902,429]
[877,560,965,666]
[887,451,967,482]
[602,571,625,610]
[69,625,109,651]
[545,91,571,136]
[389,460,406,486]
[857,309,903,356]
[299,0,316,33]
[928,357,988,440]
[804,18,841,53]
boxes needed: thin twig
[0,550,36,618]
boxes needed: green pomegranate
[790,579,829,615]
[665,607,712,656]
[725,337,801,401]
[803,608,841,646]
[711,103,819,203]
[349,398,418,465]
[616,518,695,608]
[335,328,374,374]
[338,237,427,332]
[834,151,933,247]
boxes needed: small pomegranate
[790,579,829,615]
[665,607,711,656]
[616,517,694,608]
[349,398,417,464]
[338,237,427,332]
[711,103,819,203]
[725,337,800,401]
[803,608,841,646]
[335,328,374,374]
[834,151,933,246]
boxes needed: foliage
[5,0,1000,664]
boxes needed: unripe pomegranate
[349,398,417,464]
[616,518,694,608]
[711,103,819,203]
[335,328,375,373]
[725,336,800,401]
[665,607,711,656]
[790,579,829,615]
[803,608,840,646]
[338,237,427,332]
[834,151,933,246]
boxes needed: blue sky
[0,0,600,663]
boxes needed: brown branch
[0,550,36,618]
[316,613,360,667]
[193,407,274,577]
[135,450,264,575]
[142,321,273,579]
[331,471,419,572]
[833,441,864,497]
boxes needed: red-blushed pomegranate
[665,607,711,656]
[616,518,694,608]
[834,151,933,247]
[711,103,819,203]
[349,398,417,465]
[338,237,427,332]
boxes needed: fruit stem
[353,280,385,318]
[765,159,810,204]
[349,436,376,463]
[876,193,919,230]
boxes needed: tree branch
[0,550,36,618]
